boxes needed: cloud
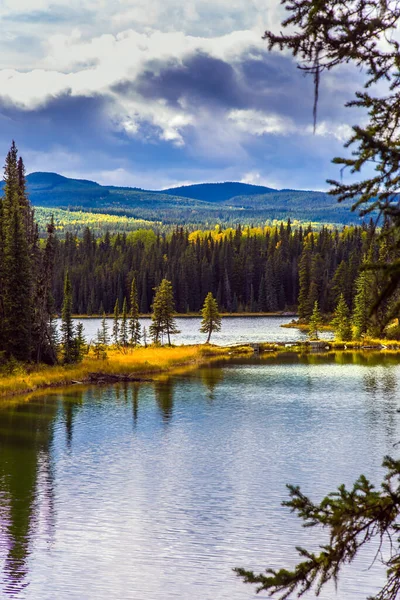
[0,1,367,191]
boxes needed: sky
[0,0,364,190]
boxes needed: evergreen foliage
[60,271,76,364]
[200,292,222,343]
[352,270,373,340]
[120,298,129,348]
[150,279,180,345]
[0,142,57,363]
[332,294,352,341]
[236,456,400,600]
[308,301,321,340]
[113,299,120,345]
[129,277,141,345]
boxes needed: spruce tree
[75,322,87,362]
[308,301,322,341]
[1,142,32,360]
[129,277,141,345]
[119,298,129,348]
[298,237,312,320]
[352,271,372,340]
[113,299,120,345]
[332,293,352,341]
[98,313,110,346]
[150,279,180,345]
[200,292,222,343]
[60,271,75,364]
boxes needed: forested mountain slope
[19,172,360,225]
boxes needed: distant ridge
[18,171,361,226]
[161,181,276,203]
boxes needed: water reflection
[154,379,174,422]
[200,368,224,400]
[0,397,57,596]
[62,390,83,447]
[1,354,400,599]
[132,384,140,426]
[362,367,399,443]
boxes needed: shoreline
[0,345,252,400]
[69,312,298,319]
[2,340,400,401]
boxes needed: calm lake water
[1,353,399,599]
[65,315,315,345]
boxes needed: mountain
[162,182,276,202]
[21,171,362,226]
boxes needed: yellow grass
[0,345,239,399]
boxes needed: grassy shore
[2,338,400,400]
[0,345,253,400]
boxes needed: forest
[51,219,396,338]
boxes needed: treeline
[0,142,58,363]
[51,220,393,332]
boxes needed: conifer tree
[352,271,372,340]
[75,322,87,362]
[129,277,141,345]
[150,279,180,345]
[1,142,32,360]
[332,293,352,341]
[200,292,222,343]
[113,299,120,345]
[98,313,110,346]
[298,236,312,320]
[61,271,75,364]
[119,298,129,348]
[308,301,322,340]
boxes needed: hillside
[162,181,276,202]
[21,172,361,226]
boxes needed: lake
[65,315,316,346]
[0,352,397,599]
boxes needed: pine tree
[113,298,120,345]
[60,271,75,364]
[150,279,180,345]
[1,142,32,360]
[75,322,87,362]
[129,277,141,345]
[119,298,129,348]
[308,301,322,340]
[200,292,222,343]
[352,271,372,340]
[332,293,352,341]
[298,236,312,320]
[98,313,110,346]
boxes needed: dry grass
[0,345,235,399]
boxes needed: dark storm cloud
[0,44,364,189]
[0,93,112,149]
[116,48,359,125]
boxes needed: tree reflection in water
[0,395,57,596]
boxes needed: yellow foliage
[0,345,229,399]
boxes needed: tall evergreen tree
[200,292,222,343]
[129,277,141,345]
[352,270,372,340]
[113,299,120,345]
[332,293,352,341]
[1,142,32,360]
[60,271,75,364]
[308,301,322,341]
[150,279,180,345]
[120,298,129,348]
